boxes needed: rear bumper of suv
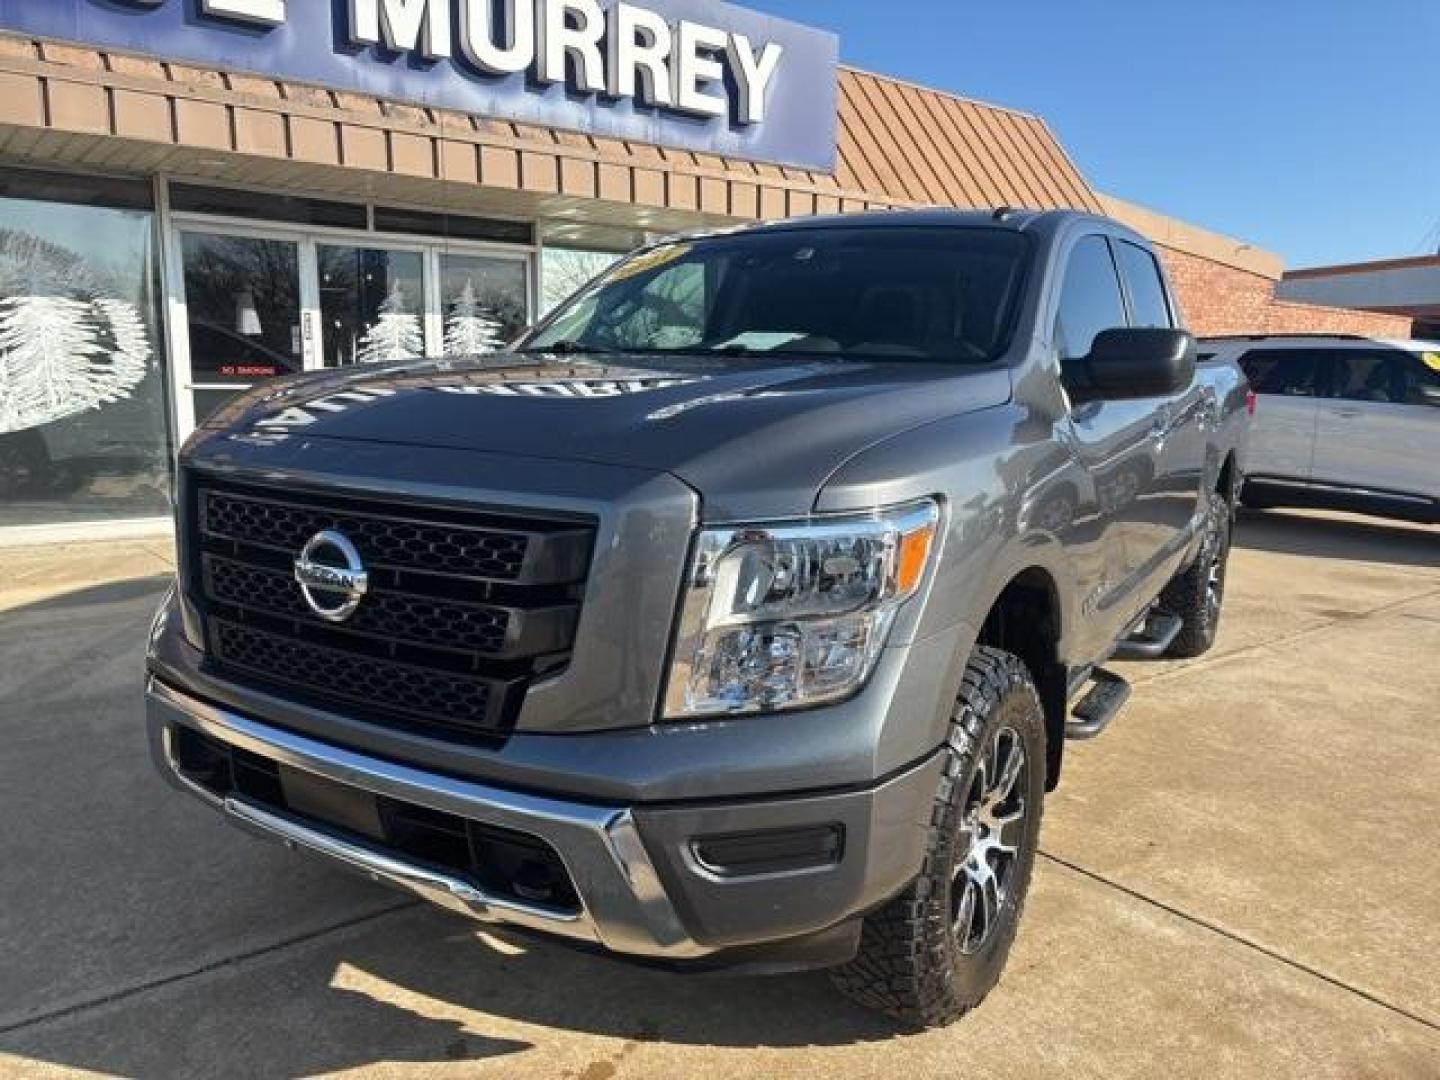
[147,675,945,972]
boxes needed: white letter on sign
[536,0,607,95]
[460,0,535,75]
[349,0,452,60]
[201,0,286,25]
[670,20,728,119]
[606,3,673,108]
[727,34,782,124]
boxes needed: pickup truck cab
[146,209,1249,1027]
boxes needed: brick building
[0,1,1401,539]
[1279,255,1440,340]
[1102,196,1412,339]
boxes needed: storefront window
[0,174,168,528]
[438,253,529,356]
[180,232,302,424]
[542,247,620,314]
[319,245,426,367]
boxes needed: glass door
[437,251,531,355]
[173,228,310,429]
[316,244,428,368]
[166,215,535,443]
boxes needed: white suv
[1200,335,1440,524]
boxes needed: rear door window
[1114,241,1173,329]
[1325,350,1408,404]
[1238,350,1322,398]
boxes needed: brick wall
[1156,244,1412,339]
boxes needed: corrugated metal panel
[837,69,1102,213]
[0,32,1102,226]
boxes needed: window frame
[1113,239,1175,330]
[523,226,1036,365]
[1052,232,1130,366]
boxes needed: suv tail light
[1245,387,1257,416]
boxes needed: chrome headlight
[662,500,940,719]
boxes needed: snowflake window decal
[0,228,155,435]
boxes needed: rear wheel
[1161,492,1233,658]
[830,647,1046,1028]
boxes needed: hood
[195,353,1012,520]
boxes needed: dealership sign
[0,0,838,169]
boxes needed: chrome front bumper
[146,676,709,960]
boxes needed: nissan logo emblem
[293,529,368,623]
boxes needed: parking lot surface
[2,510,1438,1079]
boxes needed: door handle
[1329,406,1362,419]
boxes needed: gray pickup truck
[145,208,1249,1027]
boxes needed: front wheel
[830,647,1047,1028]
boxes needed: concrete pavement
[1,510,1437,1078]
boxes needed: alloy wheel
[1203,504,1229,626]
[952,725,1029,956]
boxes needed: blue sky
[752,0,1440,269]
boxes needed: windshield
[525,227,1030,364]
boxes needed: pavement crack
[1037,851,1440,1035]
[0,901,418,1040]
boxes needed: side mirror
[1071,328,1196,401]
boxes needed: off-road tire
[1160,492,1233,659]
[829,646,1047,1029]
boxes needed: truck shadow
[317,906,902,1051]
[3,904,901,1079]
[1233,508,1439,569]
[2,574,173,615]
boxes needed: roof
[1199,334,1439,350]
[1286,254,1440,281]
[835,69,1102,213]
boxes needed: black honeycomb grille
[201,490,531,581]
[188,479,595,741]
[211,619,499,732]
[206,557,511,655]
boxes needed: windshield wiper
[522,339,615,355]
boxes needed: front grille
[188,477,594,742]
[211,619,504,732]
[200,487,591,583]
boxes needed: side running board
[1067,668,1132,741]
[1112,609,1182,660]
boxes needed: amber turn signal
[896,521,937,596]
